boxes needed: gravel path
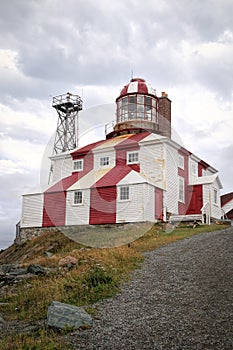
[72,228,233,349]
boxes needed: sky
[0,0,232,245]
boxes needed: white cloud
[0,0,232,243]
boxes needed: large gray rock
[0,264,13,275]
[47,301,93,330]
[27,264,47,275]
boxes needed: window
[100,156,109,166]
[73,159,83,171]
[127,151,139,164]
[74,191,83,205]
[191,162,197,176]
[178,177,185,203]
[178,154,184,169]
[214,189,218,204]
[119,186,129,201]
[116,94,158,124]
[202,169,207,176]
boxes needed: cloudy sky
[0,0,232,245]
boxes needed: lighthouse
[106,78,171,139]
[19,76,223,239]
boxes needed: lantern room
[116,78,158,123]
[106,78,171,139]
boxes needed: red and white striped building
[21,78,223,228]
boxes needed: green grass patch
[0,222,230,349]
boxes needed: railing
[105,120,115,135]
[52,92,83,110]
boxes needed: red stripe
[89,187,116,224]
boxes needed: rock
[27,264,46,275]
[44,251,53,258]
[0,264,13,274]
[10,267,27,275]
[58,256,77,269]
[47,301,93,330]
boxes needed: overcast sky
[0,0,232,245]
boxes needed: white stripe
[127,81,138,93]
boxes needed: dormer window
[178,154,184,169]
[73,159,83,172]
[191,162,197,176]
[100,156,110,166]
[127,151,139,164]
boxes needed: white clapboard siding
[164,144,179,214]
[211,178,222,218]
[65,189,90,225]
[117,183,147,223]
[93,149,115,170]
[203,179,222,219]
[21,194,43,228]
[52,155,72,183]
[140,143,164,188]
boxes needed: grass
[0,222,230,349]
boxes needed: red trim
[155,188,163,220]
[178,148,189,215]
[198,160,208,177]
[221,192,233,206]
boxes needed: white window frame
[73,159,84,172]
[178,154,184,169]
[202,169,207,176]
[119,186,130,201]
[127,151,139,164]
[73,190,83,205]
[100,156,110,166]
[213,189,218,204]
[178,176,185,203]
[191,162,197,176]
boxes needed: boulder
[0,264,13,275]
[58,256,77,269]
[47,301,93,330]
[27,264,47,275]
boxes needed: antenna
[131,69,134,80]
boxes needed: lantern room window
[116,94,158,124]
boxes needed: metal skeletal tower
[52,92,83,154]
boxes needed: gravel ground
[71,228,233,349]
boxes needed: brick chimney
[158,92,171,138]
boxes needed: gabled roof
[221,192,233,206]
[190,174,223,189]
[93,165,132,188]
[67,168,111,191]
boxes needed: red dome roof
[117,78,156,100]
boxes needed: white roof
[67,168,111,191]
[190,174,223,189]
